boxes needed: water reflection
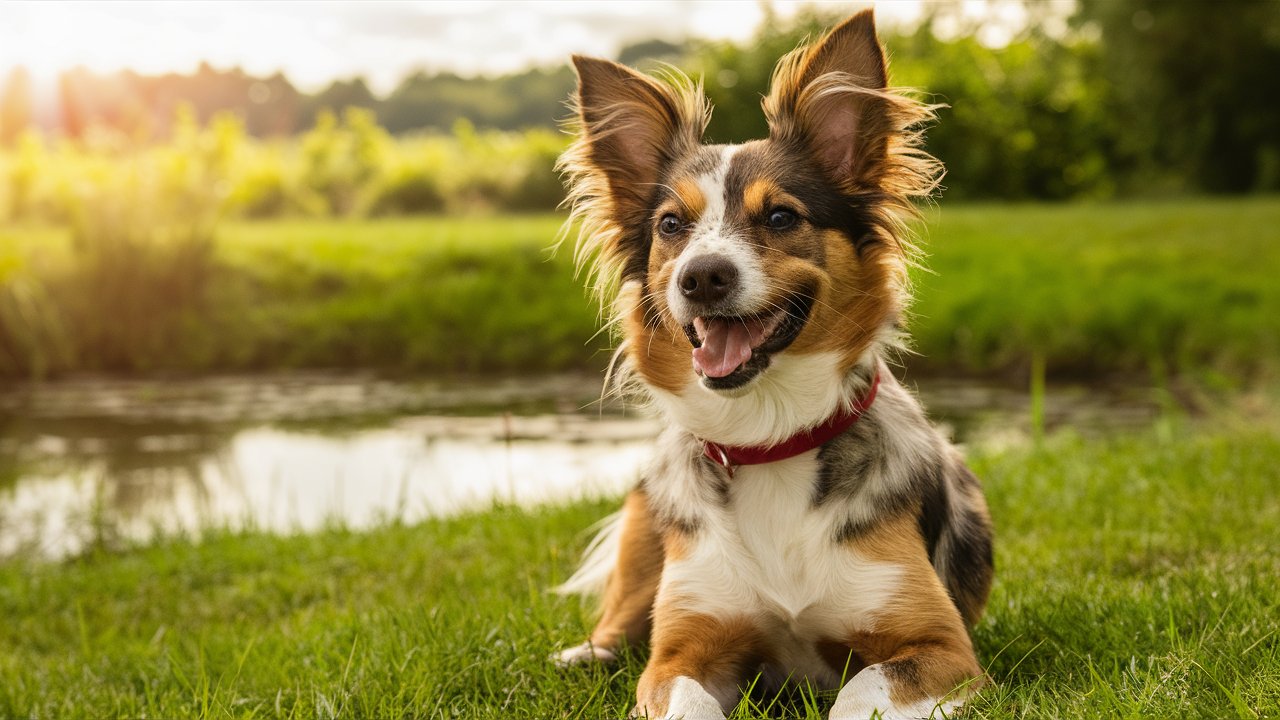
[0,373,1159,559]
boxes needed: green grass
[212,215,598,373]
[1,419,1277,718]
[912,197,1280,380]
[2,197,1278,380]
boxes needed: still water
[0,372,1159,558]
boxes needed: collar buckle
[703,441,735,478]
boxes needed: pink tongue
[692,317,766,378]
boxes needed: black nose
[678,254,739,305]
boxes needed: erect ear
[570,55,708,221]
[763,10,892,189]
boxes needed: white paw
[829,665,962,720]
[552,641,617,667]
[661,676,726,720]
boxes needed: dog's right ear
[569,56,708,223]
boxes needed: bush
[366,164,447,216]
[0,107,571,223]
[50,107,231,373]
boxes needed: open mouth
[682,294,814,389]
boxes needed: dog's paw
[630,676,726,720]
[829,665,962,720]
[552,641,617,667]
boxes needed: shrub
[0,108,571,222]
[53,108,231,372]
[366,164,447,215]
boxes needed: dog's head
[562,11,940,440]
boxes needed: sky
[0,1,1068,95]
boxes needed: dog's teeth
[693,317,708,342]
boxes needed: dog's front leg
[827,538,985,720]
[827,642,983,720]
[632,611,761,720]
[557,489,664,665]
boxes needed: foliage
[673,1,1279,199]
[0,214,602,378]
[299,108,388,216]
[54,106,230,373]
[379,66,575,135]
[683,7,1112,200]
[3,4,1276,201]
[0,422,1276,717]
[214,216,597,374]
[0,109,570,225]
[0,269,69,380]
[893,27,1116,200]
[1076,0,1280,194]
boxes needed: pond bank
[0,371,1167,559]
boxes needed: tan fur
[742,178,793,218]
[635,612,765,718]
[618,282,688,394]
[841,513,985,704]
[661,526,692,563]
[671,177,707,219]
[805,231,901,374]
[589,490,665,653]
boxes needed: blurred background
[0,0,1277,557]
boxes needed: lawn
[912,197,1280,380]
[2,196,1278,381]
[1,414,1277,718]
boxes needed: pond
[0,372,1161,559]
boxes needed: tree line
[1,0,1276,200]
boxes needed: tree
[304,77,378,126]
[1076,0,1280,192]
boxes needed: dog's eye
[765,208,798,231]
[657,214,683,236]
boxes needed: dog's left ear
[764,10,892,189]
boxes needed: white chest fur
[728,453,849,617]
[656,449,903,678]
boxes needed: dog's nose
[678,254,739,305]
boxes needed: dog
[553,10,994,720]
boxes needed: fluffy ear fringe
[556,65,710,318]
[764,44,945,269]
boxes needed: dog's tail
[554,508,625,597]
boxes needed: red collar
[701,372,880,477]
